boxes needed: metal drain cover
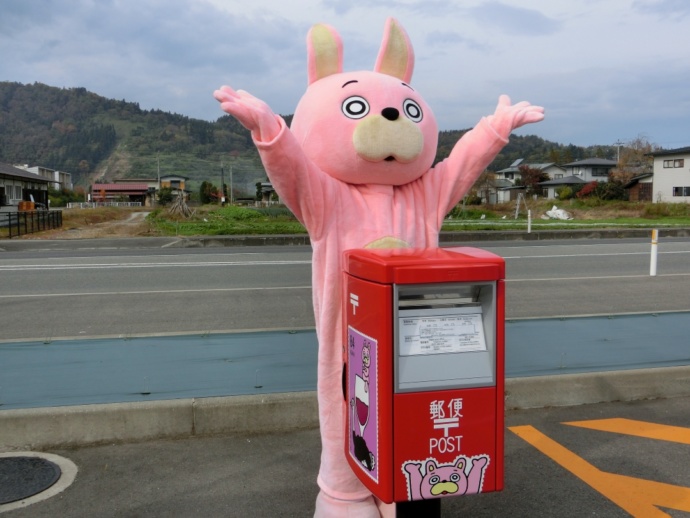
[0,456,62,505]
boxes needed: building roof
[647,146,690,157]
[0,162,51,183]
[160,174,189,180]
[497,162,562,174]
[539,175,587,186]
[113,178,157,183]
[91,183,150,192]
[623,173,653,189]
[563,158,617,167]
[493,179,514,189]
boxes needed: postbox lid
[344,247,505,284]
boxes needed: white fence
[67,202,143,209]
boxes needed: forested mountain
[0,82,617,195]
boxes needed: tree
[576,181,598,199]
[157,187,174,206]
[471,170,497,203]
[610,134,658,185]
[199,181,218,204]
[517,165,550,196]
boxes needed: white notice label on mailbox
[399,313,487,356]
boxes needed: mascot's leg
[313,358,380,517]
[375,498,396,517]
[315,492,380,518]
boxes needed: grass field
[5,199,690,239]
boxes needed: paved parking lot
[3,394,689,517]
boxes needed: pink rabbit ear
[307,23,343,85]
[374,18,414,83]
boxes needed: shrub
[157,187,174,206]
[556,186,573,200]
[576,181,598,199]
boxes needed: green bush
[252,206,297,219]
[48,186,86,207]
[556,186,573,200]
[157,187,174,206]
[216,205,263,220]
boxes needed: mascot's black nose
[381,107,399,121]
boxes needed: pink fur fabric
[215,17,543,517]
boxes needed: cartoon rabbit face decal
[290,21,439,186]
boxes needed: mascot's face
[290,19,439,186]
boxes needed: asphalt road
[2,238,690,341]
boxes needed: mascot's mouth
[384,156,396,162]
[431,482,459,496]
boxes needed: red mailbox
[343,247,505,504]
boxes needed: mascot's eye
[403,99,423,123]
[429,475,440,484]
[450,473,460,482]
[342,96,370,119]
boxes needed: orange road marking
[509,425,690,517]
[563,418,690,445]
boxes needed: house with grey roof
[562,158,617,183]
[494,159,566,202]
[495,159,566,184]
[538,175,587,200]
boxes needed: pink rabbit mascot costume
[215,18,543,517]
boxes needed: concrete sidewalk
[2,389,689,517]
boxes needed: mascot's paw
[213,86,281,142]
[487,94,545,139]
[364,236,410,249]
[314,491,381,518]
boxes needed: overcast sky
[2,0,689,149]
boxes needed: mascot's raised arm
[215,17,543,518]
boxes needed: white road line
[2,273,689,298]
[0,286,312,299]
[2,250,689,271]
[506,273,690,282]
[0,260,311,271]
[502,251,690,259]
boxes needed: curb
[178,228,690,248]
[3,228,689,252]
[2,366,689,451]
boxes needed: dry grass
[16,207,157,240]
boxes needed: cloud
[321,0,454,16]
[633,0,690,19]
[468,1,563,36]
[0,0,307,119]
[0,0,61,34]
[425,30,490,52]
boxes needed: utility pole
[614,139,624,164]
[154,153,160,207]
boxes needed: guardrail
[0,210,63,238]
